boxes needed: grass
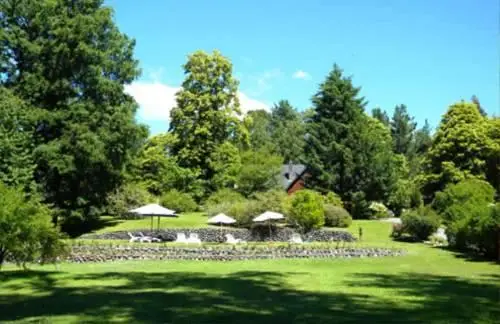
[91,213,211,234]
[1,220,499,323]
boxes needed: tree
[0,87,36,191]
[407,119,432,178]
[471,95,487,117]
[169,50,243,186]
[0,0,148,230]
[236,148,283,196]
[246,110,275,151]
[130,133,202,197]
[371,107,390,127]
[391,104,416,155]
[304,65,399,209]
[270,100,305,162]
[304,64,366,195]
[0,182,67,268]
[486,117,500,193]
[209,141,242,191]
[421,102,493,200]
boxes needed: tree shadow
[436,246,500,264]
[0,269,499,323]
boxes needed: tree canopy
[0,0,148,230]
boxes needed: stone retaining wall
[82,227,356,243]
[67,245,405,263]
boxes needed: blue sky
[106,0,499,135]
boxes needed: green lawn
[1,220,499,323]
[92,213,211,234]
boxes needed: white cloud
[125,81,269,122]
[238,91,270,113]
[292,70,311,80]
[125,82,180,121]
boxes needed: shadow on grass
[435,246,500,265]
[0,269,499,323]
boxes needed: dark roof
[281,164,306,190]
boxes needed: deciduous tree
[169,50,243,190]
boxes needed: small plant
[324,204,352,227]
[369,202,389,219]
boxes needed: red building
[281,164,310,195]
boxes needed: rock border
[67,245,405,263]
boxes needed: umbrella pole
[157,216,160,232]
[150,216,153,232]
[269,220,271,241]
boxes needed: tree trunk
[0,248,5,269]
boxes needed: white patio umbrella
[207,213,236,237]
[129,203,176,231]
[207,213,237,225]
[253,211,285,239]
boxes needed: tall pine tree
[391,104,416,155]
[304,64,366,197]
[0,0,148,230]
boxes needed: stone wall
[67,245,405,263]
[81,227,357,243]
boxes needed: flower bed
[67,245,405,263]
[82,227,356,243]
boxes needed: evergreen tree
[270,100,305,162]
[0,0,148,229]
[371,107,390,127]
[391,104,416,155]
[471,95,487,117]
[0,87,36,191]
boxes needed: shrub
[350,191,371,219]
[227,199,262,227]
[287,190,324,232]
[432,179,496,223]
[160,189,197,213]
[252,189,288,214]
[369,202,390,219]
[446,203,499,258]
[106,183,154,219]
[204,188,245,207]
[324,204,352,228]
[400,207,440,241]
[323,192,343,207]
[432,179,498,258]
[0,184,68,268]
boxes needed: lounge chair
[127,232,142,243]
[174,233,189,243]
[289,233,303,244]
[225,234,245,244]
[138,232,161,243]
[187,233,202,244]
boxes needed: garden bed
[66,245,405,263]
[82,227,357,242]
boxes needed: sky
[106,0,499,135]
